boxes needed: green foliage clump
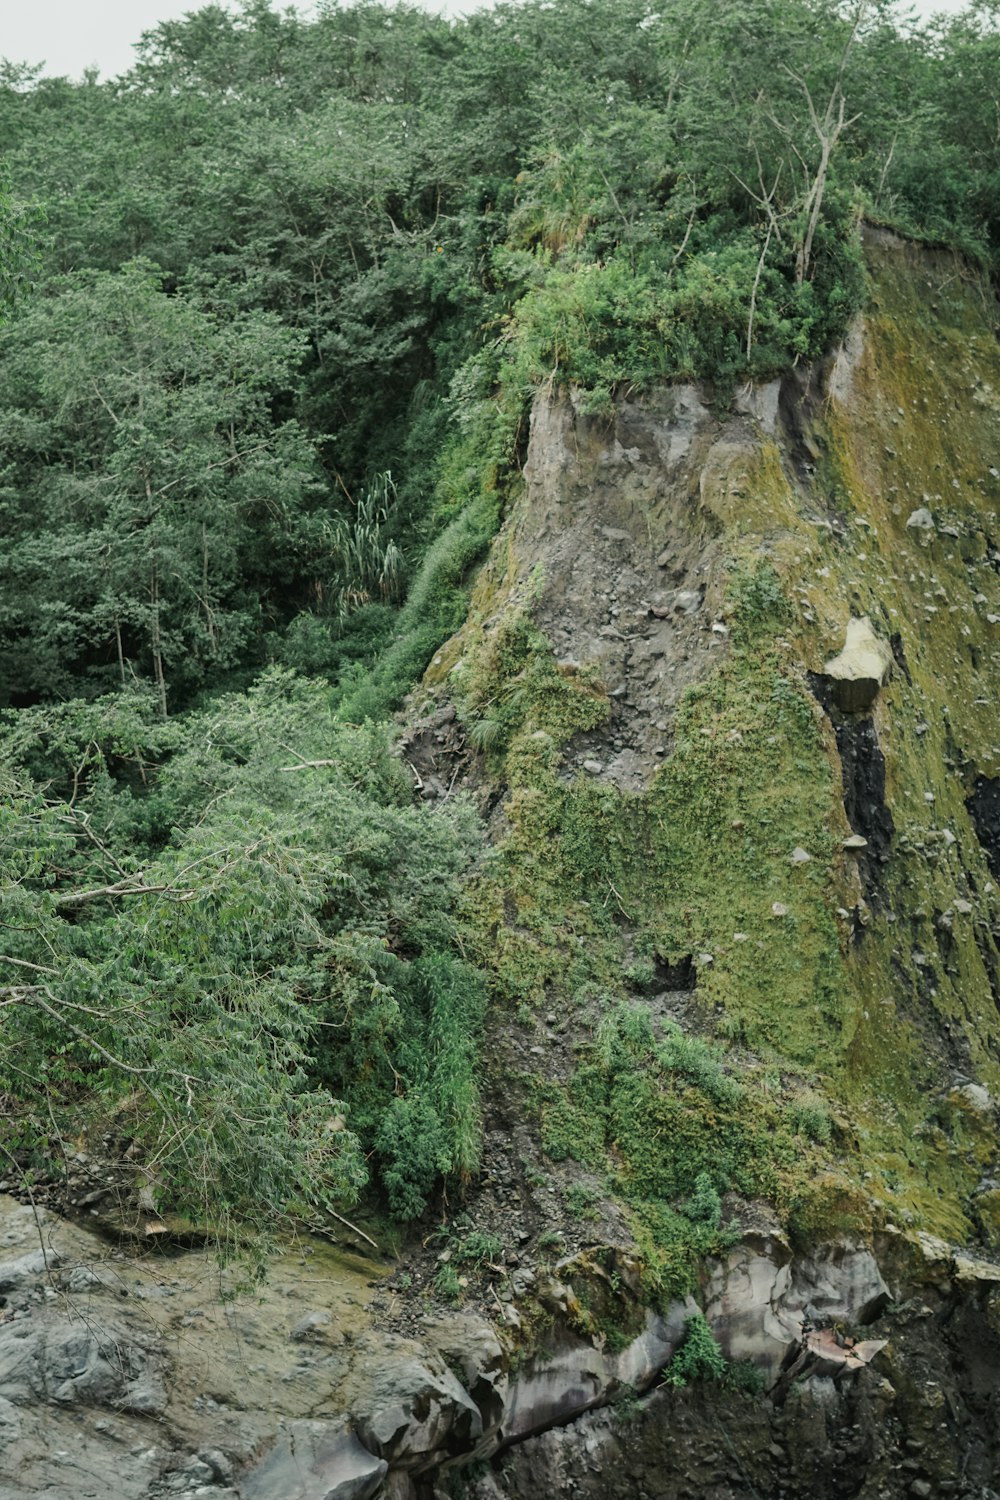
[0,670,487,1233]
[376,1096,451,1223]
[683,1172,724,1228]
[727,561,793,646]
[539,1088,606,1166]
[787,1095,834,1144]
[454,611,608,770]
[595,1005,777,1207]
[337,490,501,723]
[535,1002,814,1298]
[656,1023,743,1108]
[664,1314,728,1387]
[434,1263,463,1302]
[498,219,864,412]
[455,1229,504,1264]
[565,1183,602,1221]
[663,1309,765,1394]
[363,952,488,1218]
[0,260,323,707]
[322,472,403,622]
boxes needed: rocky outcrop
[404,381,738,795]
[3,1193,1000,1500]
[820,615,894,712]
[241,1421,387,1500]
[704,1231,890,1383]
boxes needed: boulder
[497,1298,688,1448]
[771,1329,888,1402]
[352,1355,483,1470]
[906,507,935,531]
[499,1342,606,1443]
[704,1238,889,1384]
[421,1314,506,1441]
[822,617,893,712]
[241,1419,387,1500]
[611,1304,691,1389]
[290,1310,336,1343]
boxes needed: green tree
[0,261,322,706]
[0,670,484,1232]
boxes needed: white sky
[0,0,979,82]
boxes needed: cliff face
[5,233,1000,1500]
[398,226,1000,1494]
[416,225,1000,1250]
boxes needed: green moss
[531,1001,830,1296]
[545,1247,648,1350]
[538,1085,605,1164]
[780,234,1000,1236]
[453,611,609,773]
[727,560,793,645]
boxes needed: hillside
[2,3,1000,1497]
[4,221,1000,1500]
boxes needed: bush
[683,1172,723,1228]
[375,1095,450,1221]
[0,671,488,1238]
[664,1313,728,1387]
[788,1095,833,1144]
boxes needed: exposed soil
[968,774,1000,882]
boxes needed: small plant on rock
[664,1312,727,1387]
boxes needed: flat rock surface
[0,1197,386,1500]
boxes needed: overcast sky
[0,0,979,82]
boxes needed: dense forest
[1,0,999,1255]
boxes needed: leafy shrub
[683,1172,723,1228]
[595,1002,657,1070]
[788,1095,833,1144]
[455,1230,503,1263]
[307,471,405,623]
[565,1183,602,1221]
[0,671,488,1236]
[664,1313,728,1387]
[540,1091,604,1165]
[338,491,500,722]
[375,1095,450,1222]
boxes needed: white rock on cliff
[822,617,894,712]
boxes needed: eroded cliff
[398,225,1000,1496]
[412,226,1000,1251]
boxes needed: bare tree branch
[54,878,195,909]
